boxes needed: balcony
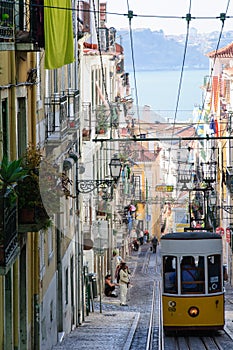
[66,89,80,133]
[0,0,44,51]
[95,105,109,135]
[82,102,91,141]
[45,94,68,146]
[0,0,14,50]
[18,205,51,233]
[0,190,19,275]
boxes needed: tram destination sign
[155,185,174,192]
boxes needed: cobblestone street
[52,243,233,350]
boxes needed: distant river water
[129,69,209,122]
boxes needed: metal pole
[98,254,102,313]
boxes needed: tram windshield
[163,254,222,294]
[180,255,205,294]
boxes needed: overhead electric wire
[36,2,233,185]
[170,1,232,193]
[165,1,192,183]
[32,2,233,22]
[126,3,141,135]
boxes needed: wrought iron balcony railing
[0,0,44,50]
[0,1,14,39]
[45,94,68,142]
[0,190,19,275]
[82,102,91,141]
[65,89,80,132]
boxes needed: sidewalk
[52,255,139,350]
[224,282,233,338]
[52,310,140,350]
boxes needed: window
[65,268,69,304]
[47,226,54,263]
[208,255,221,293]
[163,256,177,294]
[180,255,205,294]
[40,232,45,278]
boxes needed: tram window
[163,256,177,294]
[181,256,205,294]
[208,255,221,293]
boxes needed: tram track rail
[128,247,165,350]
[164,330,233,349]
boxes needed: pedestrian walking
[112,250,122,282]
[151,235,158,253]
[119,262,130,306]
[139,230,144,245]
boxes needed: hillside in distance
[118,28,233,71]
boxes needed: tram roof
[161,231,222,240]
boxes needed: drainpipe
[9,51,16,159]
[30,52,37,144]
[76,161,82,325]
[32,232,40,350]
[9,49,17,349]
[30,51,40,350]
[56,214,63,331]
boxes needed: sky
[106,0,233,35]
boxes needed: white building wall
[40,273,57,350]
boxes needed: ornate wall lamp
[76,157,122,194]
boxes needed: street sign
[226,228,231,243]
[155,185,174,192]
[216,227,224,236]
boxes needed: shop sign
[226,227,231,243]
[155,185,174,192]
[216,227,224,236]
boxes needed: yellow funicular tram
[160,231,224,332]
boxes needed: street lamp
[109,157,122,179]
[76,157,122,194]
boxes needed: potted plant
[16,146,61,232]
[0,155,27,264]
[95,105,108,134]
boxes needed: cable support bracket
[186,13,192,23]
[219,13,226,23]
[126,10,135,21]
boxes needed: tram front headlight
[188,306,199,317]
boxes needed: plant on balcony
[0,155,28,197]
[95,105,108,134]
[16,146,62,231]
[0,156,27,249]
[16,146,75,231]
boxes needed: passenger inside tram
[181,256,198,292]
[164,256,177,293]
